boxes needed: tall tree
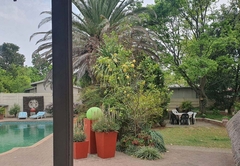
[0,43,25,70]
[206,1,240,113]
[148,0,219,113]
[0,65,31,93]
[30,0,157,85]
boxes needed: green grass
[205,113,232,121]
[157,126,231,149]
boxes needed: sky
[0,0,227,66]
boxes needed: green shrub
[9,104,20,117]
[73,127,86,142]
[180,101,193,112]
[212,109,220,115]
[134,146,161,160]
[234,101,240,113]
[149,130,166,152]
[0,107,5,115]
[118,129,166,155]
[125,145,139,156]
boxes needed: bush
[73,127,86,142]
[149,130,166,152]
[180,101,193,112]
[134,146,161,160]
[118,129,167,155]
[125,145,139,156]
[9,104,20,117]
[212,109,220,115]
[0,107,5,115]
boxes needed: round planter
[95,132,118,158]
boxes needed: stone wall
[226,111,240,166]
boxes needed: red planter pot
[0,114,3,120]
[73,141,89,159]
[84,118,97,154]
[95,132,118,158]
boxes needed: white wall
[0,92,81,117]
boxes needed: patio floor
[0,119,235,166]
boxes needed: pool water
[0,121,53,154]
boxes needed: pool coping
[0,120,53,156]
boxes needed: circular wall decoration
[28,99,39,109]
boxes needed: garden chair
[191,112,197,124]
[170,111,179,125]
[30,111,46,119]
[18,112,28,119]
[180,113,190,125]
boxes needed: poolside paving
[0,119,235,166]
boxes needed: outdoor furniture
[191,112,197,124]
[18,112,28,119]
[29,111,46,119]
[174,112,193,125]
[170,112,179,125]
[180,113,190,125]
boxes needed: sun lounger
[18,112,28,119]
[29,111,46,119]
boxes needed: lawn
[157,126,231,149]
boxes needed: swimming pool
[0,121,53,154]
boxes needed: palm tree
[30,0,158,85]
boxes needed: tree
[93,33,170,135]
[0,43,25,70]
[0,65,31,93]
[205,1,240,113]
[31,0,157,85]
[28,53,52,83]
[147,0,219,114]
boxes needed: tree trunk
[199,76,208,114]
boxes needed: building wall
[170,88,197,99]
[37,84,52,93]
[168,88,199,110]
[0,92,80,117]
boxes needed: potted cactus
[73,127,89,159]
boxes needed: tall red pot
[95,132,118,158]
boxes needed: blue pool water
[0,121,53,154]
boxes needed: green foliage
[73,127,86,142]
[31,54,51,80]
[0,107,5,115]
[149,130,166,153]
[134,146,161,160]
[233,101,240,113]
[180,101,193,112]
[9,104,20,117]
[92,110,120,132]
[118,129,166,155]
[93,33,171,135]
[0,43,25,70]
[124,145,139,156]
[212,109,220,115]
[79,85,105,113]
[0,65,31,93]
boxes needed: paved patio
[0,119,235,166]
